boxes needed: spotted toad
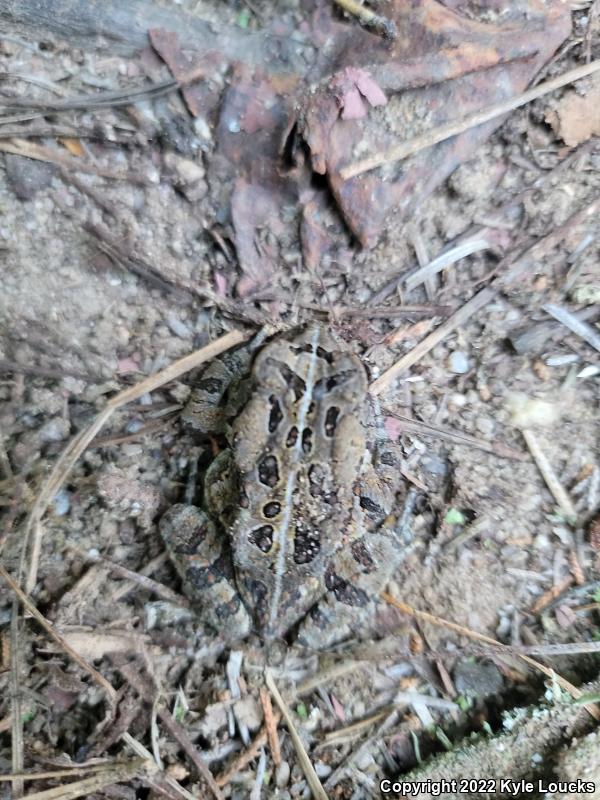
[160,325,403,648]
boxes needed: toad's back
[229,325,369,639]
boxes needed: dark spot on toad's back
[249,525,274,553]
[258,454,279,487]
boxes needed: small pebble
[164,153,205,184]
[5,153,56,200]
[39,417,70,443]
[534,533,551,551]
[545,354,580,366]
[355,751,375,771]
[507,393,559,428]
[476,416,494,436]
[51,488,71,516]
[313,761,332,779]
[167,316,191,339]
[448,351,469,374]
[233,696,262,732]
[449,392,467,408]
[193,116,212,141]
[496,615,511,639]
[125,418,144,434]
[276,761,291,788]
[479,384,492,402]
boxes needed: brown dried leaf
[331,67,387,120]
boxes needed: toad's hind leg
[297,527,401,649]
[298,457,406,650]
[160,504,251,639]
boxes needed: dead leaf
[331,67,387,120]
[58,137,85,157]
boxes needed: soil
[0,1,599,799]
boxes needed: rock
[276,760,291,788]
[166,315,192,338]
[454,660,503,698]
[448,351,470,374]
[51,488,71,516]
[39,417,70,443]
[5,154,56,200]
[164,152,207,201]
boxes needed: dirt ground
[0,0,599,798]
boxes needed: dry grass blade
[324,709,399,790]
[342,58,600,179]
[369,287,496,395]
[0,78,177,113]
[23,329,248,593]
[521,429,578,524]
[157,708,226,800]
[0,761,145,782]
[0,139,149,182]
[71,547,190,608]
[381,593,600,721]
[386,411,524,459]
[332,0,396,39]
[216,713,280,788]
[10,603,23,797]
[110,553,171,603]
[0,564,116,702]
[530,575,574,614]
[296,660,366,695]
[496,641,600,657]
[265,669,329,800]
[6,760,153,800]
[542,303,600,352]
[404,236,493,292]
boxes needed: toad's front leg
[160,504,251,640]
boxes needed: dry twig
[158,709,226,800]
[3,760,155,800]
[543,303,600,352]
[386,411,524,459]
[265,669,328,800]
[259,687,281,766]
[530,575,574,615]
[369,287,496,395]
[521,429,578,524]
[332,0,397,39]
[216,713,281,788]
